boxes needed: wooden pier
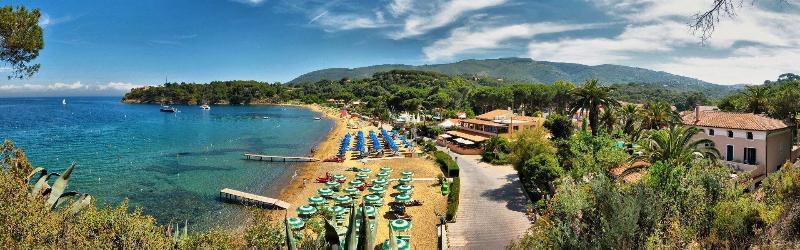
[219,188,291,209]
[243,153,320,162]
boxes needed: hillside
[289,57,737,98]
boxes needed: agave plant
[25,163,92,214]
[312,201,378,250]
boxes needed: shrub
[446,177,460,222]
[434,150,459,177]
[482,136,510,164]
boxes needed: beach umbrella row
[380,128,399,153]
[369,130,382,151]
[356,131,367,157]
[338,133,351,156]
[398,135,413,148]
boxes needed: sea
[0,96,334,229]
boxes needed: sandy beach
[273,104,448,249]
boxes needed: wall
[766,128,793,174]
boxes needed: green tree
[543,114,574,140]
[618,104,640,136]
[482,136,510,164]
[551,80,575,115]
[0,6,44,79]
[642,101,678,129]
[569,79,619,136]
[743,85,770,114]
[641,125,719,166]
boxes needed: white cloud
[527,21,695,65]
[0,81,85,92]
[425,22,600,61]
[95,82,149,92]
[313,11,389,31]
[389,0,414,16]
[526,0,800,84]
[231,0,266,6]
[392,0,508,39]
[653,47,800,85]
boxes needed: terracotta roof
[460,118,506,127]
[681,111,791,131]
[476,109,514,120]
[446,130,490,142]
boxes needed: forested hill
[288,57,732,95]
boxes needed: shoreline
[274,103,346,202]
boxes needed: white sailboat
[62,99,66,105]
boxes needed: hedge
[446,177,460,222]
[434,150,460,177]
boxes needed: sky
[1,0,798,96]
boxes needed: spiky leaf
[68,194,92,215]
[388,226,398,250]
[358,202,375,250]
[54,191,80,210]
[25,167,46,183]
[345,205,358,250]
[324,219,341,249]
[285,214,296,250]
[45,164,75,210]
[31,173,57,195]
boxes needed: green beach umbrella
[398,177,412,185]
[390,219,412,232]
[394,194,411,203]
[355,173,369,180]
[287,217,305,229]
[364,194,382,205]
[380,166,392,172]
[333,174,346,181]
[297,205,317,216]
[368,186,386,196]
[358,205,377,217]
[349,179,364,187]
[343,187,360,196]
[318,188,334,197]
[401,171,413,178]
[335,195,352,206]
[396,185,413,194]
[332,206,346,217]
[373,178,388,187]
[326,180,341,189]
[382,237,409,250]
[308,196,325,206]
[376,172,390,179]
[359,167,373,173]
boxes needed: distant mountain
[289,57,738,98]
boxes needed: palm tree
[599,107,616,134]
[743,85,770,114]
[642,101,678,129]
[570,79,619,136]
[619,104,639,135]
[641,125,719,166]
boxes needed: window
[743,148,756,165]
[726,145,734,161]
[709,129,715,136]
[728,130,734,138]
[747,132,753,140]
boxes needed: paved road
[443,149,531,249]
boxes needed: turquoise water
[0,97,333,228]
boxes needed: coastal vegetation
[505,79,800,248]
[718,73,800,120]
[0,6,44,79]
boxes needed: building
[438,109,545,155]
[681,108,796,180]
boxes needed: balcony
[722,160,759,173]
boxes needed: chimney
[694,106,701,123]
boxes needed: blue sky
[1,0,798,96]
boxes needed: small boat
[314,117,321,120]
[160,105,177,113]
[62,99,66,105]
[200,104,211,110]
[263,116,270,119]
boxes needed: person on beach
[302,178,308,188]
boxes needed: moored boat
[200,104,210,110]
[160,105,177,112]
